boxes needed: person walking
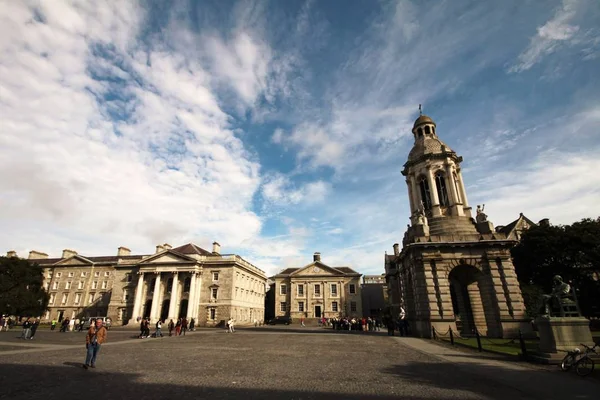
[83,319,107,369]
[228,318,235,333]
[154,319,163,338]
[50,319,57,331]
[181,318,188,336]
[29,319,40,340]
[168,319,174,336]
[189,318,195,331]
[175,319,181,336]
[20,319,32,339]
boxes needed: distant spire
[418,104,422,115]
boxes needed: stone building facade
[271,253,363,320]
[385,113,531,338]
[14,242,266,326]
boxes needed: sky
[1,0,599,277]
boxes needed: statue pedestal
[413,224,429,237]
[476,221,494,234]
[532,317,593,363]
[536,317,593,353]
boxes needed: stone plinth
[536,317,593,353]
[476,221,494,234]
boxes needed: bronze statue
[476,204,488,223]
[541,275,573,317]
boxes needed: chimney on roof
[313,252,321,262]
[393,243,400,256]
[28,250,48,260]
[155,244,165,253]
[7,250,18,258]
[163,243,172,250]
[539,218,550,227]
[61,249,77,259]
[117,247,131,256]
[212,242,221,255]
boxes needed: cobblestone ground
[0,327,578,399]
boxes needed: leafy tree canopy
[512,217,600,318]
[0,256,49,317]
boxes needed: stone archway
[143,299,152,319]
[448,265,485,336]
[160,299,170,321]
[179,299,188,318]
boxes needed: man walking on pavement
[83,319,107,369]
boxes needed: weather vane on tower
[419,104,422,115]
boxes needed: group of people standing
[327,316,383,332]
[138,317,196,338]
[17,318,40,340]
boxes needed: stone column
[191,271,202,321]
[132,272,145,321]
[187,272,198,319]
[167,272,179,320]
[445,164,463,216]
[149,273,162,321]
[406,178,415,214]
[456,170,471,216]
[427,169,441,216]
[410,175,420,211]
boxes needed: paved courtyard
[0,326,598,400]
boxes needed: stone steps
[428,216,478,236]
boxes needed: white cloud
[262,173,330,206]
[509,0,584,73]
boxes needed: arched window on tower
[435,172,449,207]
[453,172,462,203]
[418,176,432,210]
[432,127,436,135]
[425,126,431,135]
[417,128,423,138]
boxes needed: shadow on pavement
[381,360,600,399]
[1,363,424,400]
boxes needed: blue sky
[1,0,599,276]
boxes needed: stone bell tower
[385,111,531,339]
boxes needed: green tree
[511,217,600,318]
[0,256,50,317]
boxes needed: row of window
[280,283,356,296]
[235,271,262,290]
[49,292,104,306]
[48,280,109,291]
[48,271,110,279]
[280,301,357,312]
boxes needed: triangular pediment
[139,250,196,265]
[55,255,93,266]
[290,261,343,277]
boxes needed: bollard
[519,329,527,359]
[475,328,482,352]
[432,326,437,340]
[449,326,454,346]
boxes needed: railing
[431,325,530,358]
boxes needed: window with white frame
[68,272,74,277]
[351,301,357,312]
[94,271,100,277]
[56,272,62,278]
[101,281,108,289]
[52,281,58,290]
[123,289,129,301]
[212,272,219,281]
[211,288,218,300]
[74,293,81,305]
[48,271,53,278]
[349,284,356,294]
[80,271,87,277]
[77,281,84,290]
[210,308,216,320]
[89,293,95,304]
[280,302,287,312]
[49,293,56,304]
[61,293,68,305]
[298,301,304,312]
[280,284,287,295]
[332,301,338,312]
[314,284,321,296]
[331,284,338,296]
[65,281,71,290]
[104,271,110,277]
[297,284,304,297]
[92,281,98,289]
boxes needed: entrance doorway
[160,299,170,321]
[143,300,152,319]
[179,299,188,318]
[315,305,322,318]
[57,310,64,322]
[449,265,483,335]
